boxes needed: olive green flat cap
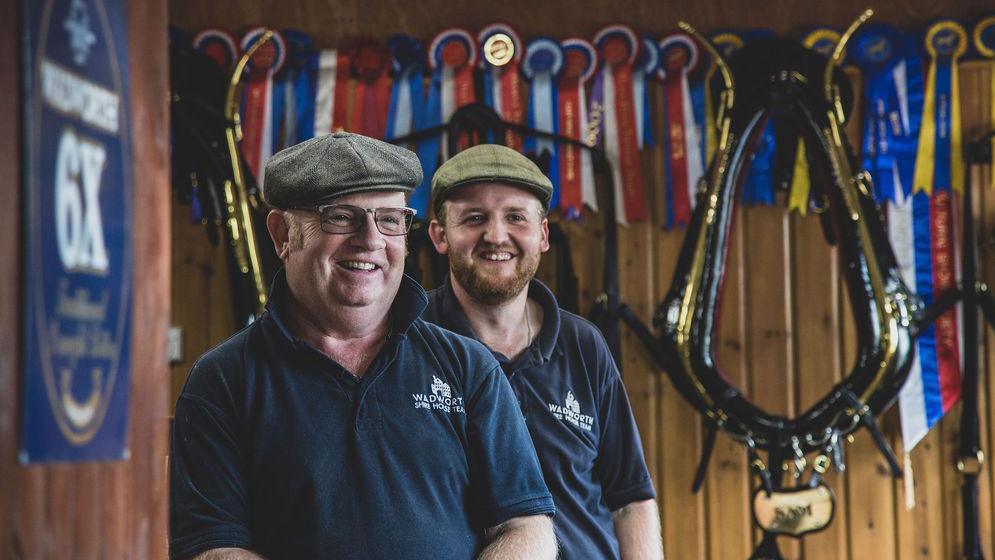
[431,144,553,215]
[263,132,423,209]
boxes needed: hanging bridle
[652,11,925,558]
[656,11,918,457]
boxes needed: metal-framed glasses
[298,204,417,236]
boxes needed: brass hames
[223,31,271,317]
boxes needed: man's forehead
[446,182,542,207]
[322,190,407,206]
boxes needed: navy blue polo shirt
[423,278,656,560]
[169,271,554,560]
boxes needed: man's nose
[482,218,510,244]
[350,212,387,250]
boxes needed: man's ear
[539,217,550,253]
[266,210,291,260]
[427,219,449,255]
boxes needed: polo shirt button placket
[354,384,383,434]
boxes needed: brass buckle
[813,454,832,475]
[956,450,985,476]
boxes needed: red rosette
[593,24,639,68]
[239,27,286,76]
[193,28,239,69]
[560,38,597,84]
[429,28,477,70]
[349,38,392,139]
[592,24,647,222]
[657,33,700,81]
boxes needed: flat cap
[263,132,423,209]
[431,144,553,215]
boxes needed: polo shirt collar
[437,275,561,364]
[266,268,429,346]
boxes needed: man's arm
[190,548,266,560]
[612,499,664,560]
[478,514,557,560]
[171,360,253,559]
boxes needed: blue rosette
[417,28,476,211]
[385,34,425,141]
[852,22,912,202]
[523,37,564,205]
[975,15,995,58]
[278,29,314,147]
[633,35,659,149]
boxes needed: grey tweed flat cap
[263,132,423,209]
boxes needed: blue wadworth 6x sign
[21,0,133,463]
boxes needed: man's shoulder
[556,309,611,352]
[178,319,263,402]
[421,285,446,323]
[549,308,621,393]
[404,318,502,390]
[407,318,491,364]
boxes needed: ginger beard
[447,239,541,305]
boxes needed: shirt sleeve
[595,364,657,511]
[169,360,252,559]
[466,364,556,528]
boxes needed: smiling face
[429,182,549,305]
[268,191,408,324]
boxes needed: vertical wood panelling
[650,85,707,559]
[978,352,994,559]
[707,215,753,560]
[839,68,898,558]
[743,204,801,557]
[125,0,172,555]
[76,465,100,557]
[944,402,967,558]
[170,205,237,401]
[971,63,995,560]
[619,221,659,468]
[164,0,995,557]
[972,48,995,560]
[792,213,850,560]
[979,58,995,558]
[896,428,947,559]
[0,1,21,556]
[967,54,995,560]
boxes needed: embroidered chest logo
[413,375,466,414]
[548,390,594,431]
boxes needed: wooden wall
[0,0,172,557]
[168,1,995,558]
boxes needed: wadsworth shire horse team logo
[548,390,593,431]
[412,376,466,414]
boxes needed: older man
[170,133,557,560]
[423,144,663,560]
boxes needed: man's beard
[448,244,540,305]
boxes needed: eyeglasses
[296,204,417,236]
